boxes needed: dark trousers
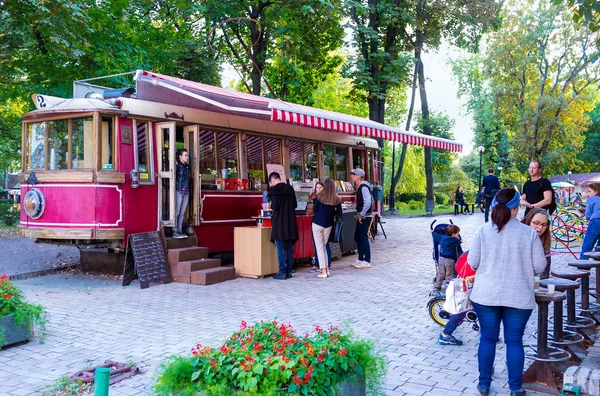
[275,240,294,276]
[443,312,466,335]
[473,302,533,391]
[484,196,493,222]
[354,217,371,263]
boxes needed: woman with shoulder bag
[312,179,342,278]
[468,188,546,396]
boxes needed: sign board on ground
[122,232,171,289]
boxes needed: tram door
[183,125,201,226]
[156,122,176,227]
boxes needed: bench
[453,202,474,215]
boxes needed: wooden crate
[234,227,278,278]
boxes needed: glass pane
[198,130,216,185]
[353,150,366,171]
[101,117,114,170]
[246,135,264,190]
[367,150,374,182]
[71,117,93,169]
[264,138,282,164]
[217,132,238,180]
[136,122,150,180]
[304,143,317,181]
[48,120,69,170]
[335,147,348,181]
[323,145,334,180]
[289,141,303,182]
[27,122,46,170]
[160,127,171,221]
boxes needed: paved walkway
[0,211,595,395]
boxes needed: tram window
[246,135,264,189]
[289,141,303,182]
[100,116,114,170]
[217,132,238,179]
[304,143,317,181]
[27,122,47,170]
[198,130,217,187]
[323,145,335,180]
[47,120,69,170]
[71,117,93,169]
[335,147,348,181]
[264,137,282,165]
[135,121,153,183]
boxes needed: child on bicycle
[431,224,462,291]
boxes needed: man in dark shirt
[520,161,553,217]
[482,168,500,223]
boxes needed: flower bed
[155,320,386,395]
[0,274,46,348]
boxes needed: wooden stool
[523,290,570,395]
[569,259,600,305]
[583,251,600,261]
[551,269,596,330]
[540,278,585,363]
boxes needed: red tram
[18,70,462,260]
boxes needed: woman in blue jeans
[468,188,546,396]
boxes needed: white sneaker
[355,262,372,268]
[351,260,363,267]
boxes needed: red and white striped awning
[135,70,462,153]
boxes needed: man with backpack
[520,161,554,216]
[351,168,372,269]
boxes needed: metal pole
[94,367,110,396]
[478,153,483,192]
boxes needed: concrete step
[190,267,236,286]
[166,235,198,250]
[169,258,222,283]
[167,247,209,265]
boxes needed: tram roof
[134,70,462,153]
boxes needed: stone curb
[8,264,80,281]
[564,366,600,395]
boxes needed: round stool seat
[583,251,600,260]
[534,290,566,303]
[551,268,590,281]
[540,278,579,291]
[568,260,600,270]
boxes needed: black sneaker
[272,274,287,280]
[438,334,463,346]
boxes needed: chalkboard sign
[122,232,172,289]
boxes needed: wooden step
[167,247,209,265]
[190,267,236,286]
[169,258,222,283]
[166,235,198,250]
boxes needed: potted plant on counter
[0,274,47,348]
[154,320,387,395]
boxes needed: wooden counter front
[234,226,278,278]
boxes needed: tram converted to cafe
[18,70,462,259]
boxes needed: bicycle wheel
[428,297,450,326]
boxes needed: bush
[407,200,421,210]
[434,193,449,205]
[0,203,19,226]
[396,193,426,203]
[155,320,386,395]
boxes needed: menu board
[266,164,287,184]
[122,232,172,289]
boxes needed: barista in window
[173,149,191,239]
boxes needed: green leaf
[191,370,201,381]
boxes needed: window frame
[132,119,155,185]
[97,114,117,172]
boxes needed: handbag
[443,276,475,314]
[331,217,343,243]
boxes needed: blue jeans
[275,240,294,276]
[354,217,371,262]
[472,303,533,391]
[443,312,466,336]
[580,219,600,259]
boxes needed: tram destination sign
[122,232,172,289]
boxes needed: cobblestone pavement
[1,210,595,395]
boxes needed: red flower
[253,342,262,352]
[280,365,285,370]
[240,320,247,330]
[304,373,311,382]
[317,354,324,362]
[293,375,303,386]
[338,349,348,357]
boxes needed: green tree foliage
[454,0,600,177]
[578,104,600,172]
[414,111,456,178]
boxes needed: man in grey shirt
[351,168,372,268]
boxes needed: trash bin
[426,199,434,215]
[372,186,383,202]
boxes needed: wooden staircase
[166,235,235,286]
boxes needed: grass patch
[387,204,455,215]
[0,222,18,238]
[41,375,93,396]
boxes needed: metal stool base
[564,314,596,329]
[525,344,571,362]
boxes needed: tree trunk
[368,96,386,192]
[415,31,434,204]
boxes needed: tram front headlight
[24,189,45,219]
